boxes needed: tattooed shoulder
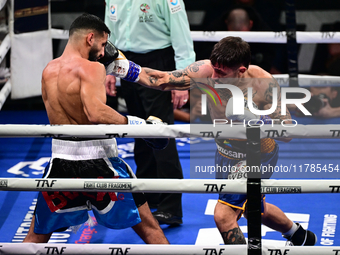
[264,78,280,103]
[171,70,183,78]
[183,60,206,74]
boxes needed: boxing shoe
[283,223,317,246]
[152,211,183,226]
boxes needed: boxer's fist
[99,42,141,83]
[98,41,119,66]
[145,116,168,125]
[126,115,169,150]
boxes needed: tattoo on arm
[168,61,205,79]
[166,61,206,86]
[172,71,183,78]
[265,79,291,122]
[182,60,205,74]
[149,76,158,84]
[221,227,246,244]
[242,88,258,99]
[216,88,232,103]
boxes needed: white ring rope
[51,29,340,44]
[0,79,10,110]
[0,243,339,255]
[272,74,340,87]
[48,29,340,87]
[0,124,340,139]
[0,34,11,109]
[0,34,10,64]
[0,178,339,194]
[0,123,189,138]
[191,31,340,44]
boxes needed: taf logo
[110,5,116,14]
[170,0,178,5]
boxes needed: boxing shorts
[215,138,279,218]
[34,138,145,234]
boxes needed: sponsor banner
[84,181,132,190]
[261,186,301,194]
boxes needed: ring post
[285,0,299,88]
[246,125,262,255]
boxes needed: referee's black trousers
[120,46,183,217]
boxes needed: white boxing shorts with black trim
[34,138,146,234]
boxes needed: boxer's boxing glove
[98,41,119,66]
[98,41,141,82]
[126,115,169,150]
[225,97,272,124]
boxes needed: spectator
[201,6,276,72]
[311,22,340,76]
[307,86,340,118]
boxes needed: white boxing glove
[126,115,146,125]
[106,50,141,82]
[126,115,167,125]
[126,115,169,150]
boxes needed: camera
[303,93,330,114]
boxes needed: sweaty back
[42,56,92,125]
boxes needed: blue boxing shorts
[34,138,144,234]
[215,138,279,218]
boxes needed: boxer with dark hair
[23,13,169,244]
[105,36,316,246]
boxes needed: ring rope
[191,31,340,44]
[0,34,12,110]
[0,124,340,139]
[0,243,339,255]
[51,29,340,44]
[0,178,339,194]
[1,73,340,111]
[272,74,340,87]
[0,79,10,110]
[0,34,10,63]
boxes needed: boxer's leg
[23,215,52,243]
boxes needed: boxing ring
[0,1,339,255]
[0,121,339,255]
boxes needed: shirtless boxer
[23,13,168,244]
[104,36,316,246]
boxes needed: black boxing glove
[98,41,141,83]
[126,115,169,150]
[98,41,119,66]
